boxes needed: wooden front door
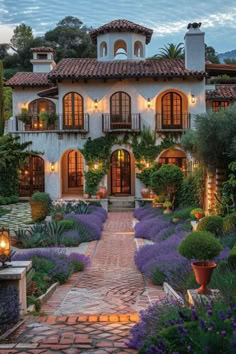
[111,149,131,195]
[62,150,84,195]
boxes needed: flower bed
[0,286,20,337]
[15,203,108,248]
[133,207,232,288]
[13,249,90,310]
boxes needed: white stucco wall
[9,78,205,199]
[97,32,146,61]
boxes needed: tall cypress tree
[0,60,5,136]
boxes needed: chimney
[30,47,56,73]
[185,22,205,71]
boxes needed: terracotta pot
[25,124,31,131]
[48,125,56,130]
[96,194,102,200]
[172,217,180,223]
[163,207,172,214]
[97,187,107,198]
[195,213,203,220]
[141,188,150,199]
[149,190,155,199]
[192,261,216,295]
[29,200,48,222]
[84,193,90,199]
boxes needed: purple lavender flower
[68,252,90,267]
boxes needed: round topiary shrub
[196,216,223,236]
[178,231,223,261]
[223,214,236,233]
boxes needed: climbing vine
[79,128,178,193]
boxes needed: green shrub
[58,219,75,231]
[71,259,85,272]
[172,207,196,220]
[221,232,236,249]
[223,214,236,232]
[32,192,51,206]
[0,196,6,205]
[178,231,223,261]
[228,243,236,268]
[197,215,223,236]
[151,266,166,285]
[150,164,183,196]
[9,195,19,203]
[4,197,11,204]
[190,208,205,218]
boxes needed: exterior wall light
[94,99,98,109]
[94,163,99,169]
[50,162,55,172]
[0,229,11,268]
[24,170,29,175]
[191,94,196,104]
[147,98,151,108]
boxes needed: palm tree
[153,43,184,59]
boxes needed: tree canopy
[181,104,236,169]
[10,24,33,52]
[153,43,184,59]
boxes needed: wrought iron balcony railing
[14,113,89,133]
[102,113,141,132]
[156,113,191,132]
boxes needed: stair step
[109,207,135,212]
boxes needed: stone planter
[192,261,216,295]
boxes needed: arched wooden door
[111,149,131,195]
[19,156,45,197]
[62,150,84,195]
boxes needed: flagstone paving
[1,212,164,353]
[0,202,32,232]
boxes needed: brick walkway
[0,212,164,353]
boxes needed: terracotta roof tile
[90,19,153,44]
[48,58,206,81]
[206,85,236,100]
[31,47,55,53]
[5,72,51,88]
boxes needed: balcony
[102,114,141,133]
[14,113,89,133]
[156,113,191,132]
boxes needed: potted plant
[30,192,51,222]
[178,231,223,294]
[190,208,205,220]
[163,200,172,214]
[47,112,58,130]
[17,108,31,130]
[97,186,108,198]
[39,111,48,129]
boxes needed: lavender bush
[64,213,102,240]
[0,285,20,336]
[69,252,90,272]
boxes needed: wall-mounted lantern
[191,94,196,104]
[0,229,11,269]
[94,99,98,109]
[94,163,99,170]
[147,98,151,108]
[50,162,55,172]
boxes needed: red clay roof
[206,85,236,100]
[48,58,206,81]
[31,47,55,54]
[5,72,51,88]
[90,19,153,44]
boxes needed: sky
[0,0,236,56]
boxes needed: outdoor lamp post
[0,228,11,269]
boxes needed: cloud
[0,0,236,53]
[0,24,14,43]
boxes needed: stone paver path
[1,212,164,353]
[0,202,32,232]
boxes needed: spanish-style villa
[5,19,236,201]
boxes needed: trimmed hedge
[178,231,223,261]
[0,195,19,205]
[223,215,236,233]
[197,215,223,236]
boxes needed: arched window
[162,92,182,129]
[134,41,144,57]
[63,92,84,129]
[111,149,131,195]
[110,91,131,129]
[19,156,45,197]
[68,150,84,188]
[158,149,187,174]
[114,40,127,59]
[100,41,107,57]
[29,99,55,130]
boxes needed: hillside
[218,49,236,63]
